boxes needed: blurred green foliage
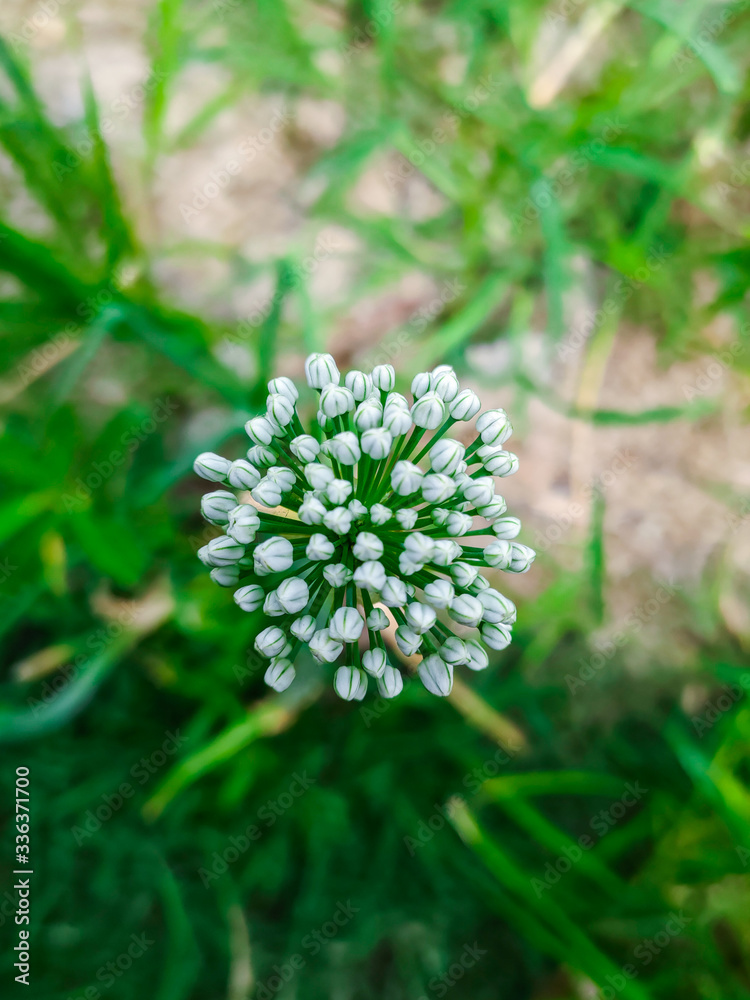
[1,1,749,998]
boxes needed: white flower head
[195,352,531,700]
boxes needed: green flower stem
[355,453,372,500]
[369,431,408,499]
[411,416,457,465]
[464,436,483,458]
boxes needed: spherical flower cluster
[194,354,534,702]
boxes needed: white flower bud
[469,574,490,593]
[210,565,240,586]
[228,459,261,490]
[429,439,465,475]
[353,560,386,591]
[384,391,409,412]
[323,563,352,587]
[369,503,393,525]
[431,507,451,526]
[227,504,261,544]
[477,588,516,624]
[247,444,276,467]
[331,432,361,466]
[362,647,387,678]
[276,577,310,615]
[366,607,390,630]
[396,508,418,530]
[194,452,231,482]
[423,578,454,608]
[323,506,354,534]
[267,376,298,403]
[266,467,296,492]
[253,536,293,575]
[298,496,327,524]
[353,532,384,562]
[395,626,422,656]
[317,410,332,432]
[450,561,479,588]
[345,369,373,401]
[476,408,512,446]
[251,478,282,508]
[309,628,343,663]
[326,478,353,505]
[290,615,316,641]
[431,539,462,566]
[245,415,276,446]
[492,516,522,539]
[411,371,431,398]
[353,399,382,432]
[405,601,437,634]
[306,533,335,561]
[419,655,453,696]
[333,666,368,701]
[263,590,284,617]
[290,435,320,463]
[377,665,403,698]
[484,539,512,569]
[449,389,481,420]
[449,594,484,627]
[391,461,423,495]
[201,490,237,524]
[234,584,265,611]
[482,622,512,650]
[404,532,435,563]
[264,658,296,692]
[361,427,392,460]
[477,496,508,521]
[372,364,395,391]
[348,498,367,519]
[382,405,412,437]
[465,639,489,671]
[206,534,244,566]
[440,636,470,666]
[411,391,445,430]
[320,384,355,417]
[463,476,495,507]
[381,576,407,607]
[305,352,340,389]
[305,463,334,490]
[329,606,365,643]
[422,473,457,504]
[432,370,459,401]
[267,392,294,427]
[484,450,519,477]
[398,552,423,576]
[254,626,287,658]
[508,543,535,573]
[446,512,473,536]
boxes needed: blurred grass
[0,1,749,999]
